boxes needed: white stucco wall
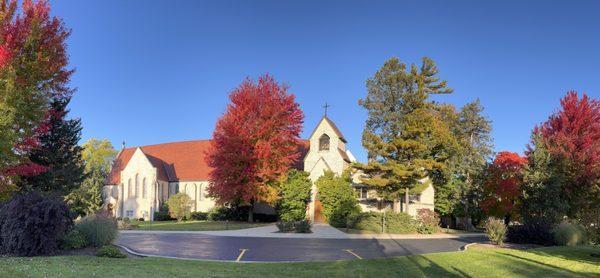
[118,148,158,220]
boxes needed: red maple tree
[481,151,527,224]
[538,91,599,213]
[206,75,304,221]
[0,0,72,191]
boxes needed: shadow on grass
[528,246,600,265]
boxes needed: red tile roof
[106,139,311,185]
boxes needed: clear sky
[50,0,599,162]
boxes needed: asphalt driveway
[116,232,487,262]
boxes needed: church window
[127,179,132,198]
[319,134,330,151]
[142,178,147,199]
[199,184,205,201]
[358,187,369,199]
[134,174,139,197]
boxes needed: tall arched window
[127,179,132,198]
[319,134,330,151]
[142,177,147,199]
[134,174,139,197]
[193,184,198,211]
[199,184,204,201]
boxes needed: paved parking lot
[116,233,487,262]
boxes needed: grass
[1,246,598,277]
[129,220,271,231]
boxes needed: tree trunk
[248,201,254,223]
[504,214,511,226]
[404,188,409,214]
[463,173,474,231]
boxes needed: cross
[323,102,330,116]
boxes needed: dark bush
[254,213,277,223]
[0,192,72,256]
[154,203,174,221]
[294,220,312,233]
[190,211,208,221]
[553,221,587,246]
[328,200,360,228]
[276,221,295,232]
[507,223,555,246]
[208,206,250,221]
[60,229,87,250]
[138,218,145,221]
[77,214,118,247]
[96,245,126,258]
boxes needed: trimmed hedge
[347,212,416,234]
[507,223,555,246]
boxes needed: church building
[103,116,434,221]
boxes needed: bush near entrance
[347,211,417,234]
[277,169,312,222]
[316,171,359,227]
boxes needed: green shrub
[77,214,118,247]
[347,211,416,234]
[154,203,174,221]
[96,245,126,258]
[276,221,295,232]
[416,209,440,234]
[485,218,507,245]
[385,212,416,234]
[208,206,230,221]
[316,171,359,227]
[166,193,193,221]
[553,221,587,246]
[277,170,312,222]
[579,206,599,245]
[347,212,383,233]
[294,220,312,233]
[60,229,87,250]
[190,211,208,221]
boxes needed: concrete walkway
[121,223,485,239]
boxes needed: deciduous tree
[206,75,304,222]
[0,0,73,192]
[481,151,526,224]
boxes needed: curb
[460,242,477,251]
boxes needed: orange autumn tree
[206,75,304,222]
[481,151,527,225]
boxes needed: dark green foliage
[207,205,250,221]
[294,220,312,233]
[60,229,87,250]
[277,169,311,222]
[507,223,555,246]
[579,206,600,244]
[276,221,295,232]
[96,245,126,258]
[315,171,359,227]
[76,214,118,247]
[190,212,208,221]
[154,203,174,221]
[20,98,85,196]
[0,192,72,256]
[416,209,440,234]
[253,213,277,222]
[553,222,587,246]
[347,212,416,234]
[521,133,568,227]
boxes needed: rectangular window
[126,210,134,218]
[360,188,369,199]
[199,185,204,201]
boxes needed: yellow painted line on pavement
[236,249,248,262]
[344,249,363,259]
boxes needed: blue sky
[51,1,599,162]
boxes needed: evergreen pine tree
[356,57,457,212]
[20,97,85,196]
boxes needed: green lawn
[1,246,598,277]
[341,227,481,235]
[129,220,271,231]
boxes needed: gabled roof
[308,116,347,143]
[106,139,311,185]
